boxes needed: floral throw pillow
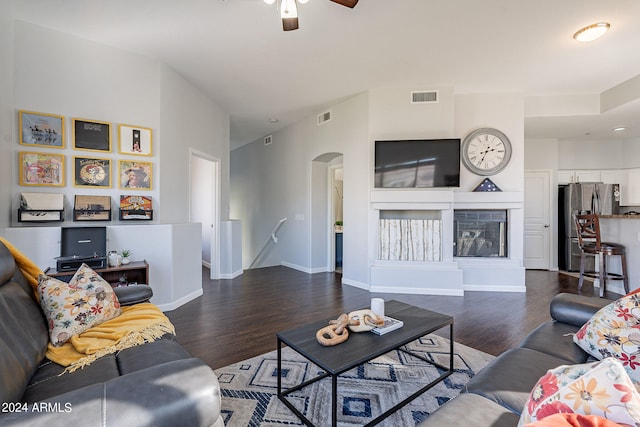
[38,263,121,346]
[517,358,640,426]
[573,292,640,382]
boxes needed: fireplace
[453,210,507,257]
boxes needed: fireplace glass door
[454,210,507,257]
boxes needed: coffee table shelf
[276,300,454,426]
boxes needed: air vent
[264,135,273,146]
[411,90,438,104]
[318,110,331,125]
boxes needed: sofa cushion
[465,348,571,415]
[517,358,640,426]
[573,292,640,382]
[38,263,121,346]
[116,337,190,375]
[22,354,120,403]
[550,293,611,327]
[525,413,631,427]
[519,321,589,364]
[417,392,520,427]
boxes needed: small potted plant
[121,249,132,265]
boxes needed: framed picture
[73,156,111,188]
[118,160,152,190]
[119,195,153,220]
[119,124,152,156]
[73,118,111,152]
[19,110,65,148]
[73,195,112,221]
[19,152,65,187]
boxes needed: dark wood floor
[165,267,617,370]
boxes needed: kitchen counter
[599,214,640,219]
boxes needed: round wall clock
[461,128,512,176]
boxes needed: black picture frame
[73,118,111,152]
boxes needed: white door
[524,170,552,269]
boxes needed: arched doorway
[311,152,343,272]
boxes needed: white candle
[371,298,385,318]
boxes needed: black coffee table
[276,300,454,426]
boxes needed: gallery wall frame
[73,195,112,221]
[73,118,111,152]
[119,195,153,220]
[19,151,65,187]
[73,156,112,188]
[118,160,152,190]
[119,124,152,156]
[19,110,65,148]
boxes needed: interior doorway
[189,149,220,279]
[310,152,343,273]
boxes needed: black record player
[56,254,107,271]
[57,227,107,271]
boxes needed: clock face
[461,128,512,176]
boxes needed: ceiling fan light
[280,0,298,19]
[573,22,610,42]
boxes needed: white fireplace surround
[369,189,525,295]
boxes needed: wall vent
[411,90,438,104]
[264,135,273,146]
[318,110,331,125]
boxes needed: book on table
[371,316,404,335]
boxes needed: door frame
[189,148,221,279]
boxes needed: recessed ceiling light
[612,127,626,132]
[268,118,279,123]
[573,22,610,42]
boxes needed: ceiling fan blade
[329,0,358,8]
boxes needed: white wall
[158,66,230,223]
[11,21,160,224]
[9,21,230,226]
[557,139,625,170]
[230,92,370,287]
[525,138,559,170]
[2,20,230,310]
[231,88,527,291]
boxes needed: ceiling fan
[264,0,359,31]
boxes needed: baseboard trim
[341,277,369,290]
[220,270,243,279]
[280,261,328,274]
[370,285,464,296]
[463,284,526,293]
[156,289,203,312]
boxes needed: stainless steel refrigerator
[558,182,620,271]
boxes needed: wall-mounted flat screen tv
[374,139,461,188]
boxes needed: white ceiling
[11,0,640,150]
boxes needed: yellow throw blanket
[0,237,175,372]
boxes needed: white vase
[121,257,130,265]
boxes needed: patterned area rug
[215,334,494,426]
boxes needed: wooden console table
[44,260,149,287]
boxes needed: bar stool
[574,213,629,297]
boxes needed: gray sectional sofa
[0,240,224,427]
[419,292,611,426]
